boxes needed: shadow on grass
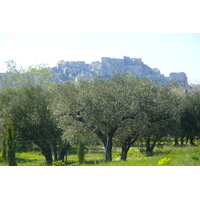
[139,148,172,157]
[66,158,105,166]
[84,159,105,165]
[67,146,105,156]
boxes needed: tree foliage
[181,89,200,145]
[1,60,199,165]
[135,78,181,154]
[0,61,64,165]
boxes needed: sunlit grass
[96,145,200,166]
[16,151,46,166]
[65,144,200,166]
[0,151,46,166]
[0,144,200,166]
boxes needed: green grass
[64,145,200,166]
[15,151,46,166]
[95,145,200,166]
[0,144,200,166]
[0,151,46,166]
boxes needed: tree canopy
[1,61,199,165]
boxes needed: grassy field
[96,145,200,166]
[0,144,200,166]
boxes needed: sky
[0,33,200,84]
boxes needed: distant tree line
[0,60,200,165]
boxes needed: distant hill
[51,56,188,87]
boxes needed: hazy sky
[0,33,199,84]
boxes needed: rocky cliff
[51,56,188,87]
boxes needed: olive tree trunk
[105,136,113,161]
[120,135,139,161]
[174,136,179,146]
[145,138,157,155]
[58,143,71,162]
[34,140,53,165]
[96,131,113,162]
[121,146,130,161]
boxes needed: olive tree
[52,74,139,161]
[114,115,145,161]
[135,78,181,154]
[181,89,200,145]
[0,61,66,165]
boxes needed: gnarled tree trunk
[96,131,113,162]
[34,140,53,165]
[58,143,71,162]
[105,136,113,161]
[146,138,157,155]
[190,136,195,146]
[120,135,139,161]
[121,145,130,161]
[174,136,179,146]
